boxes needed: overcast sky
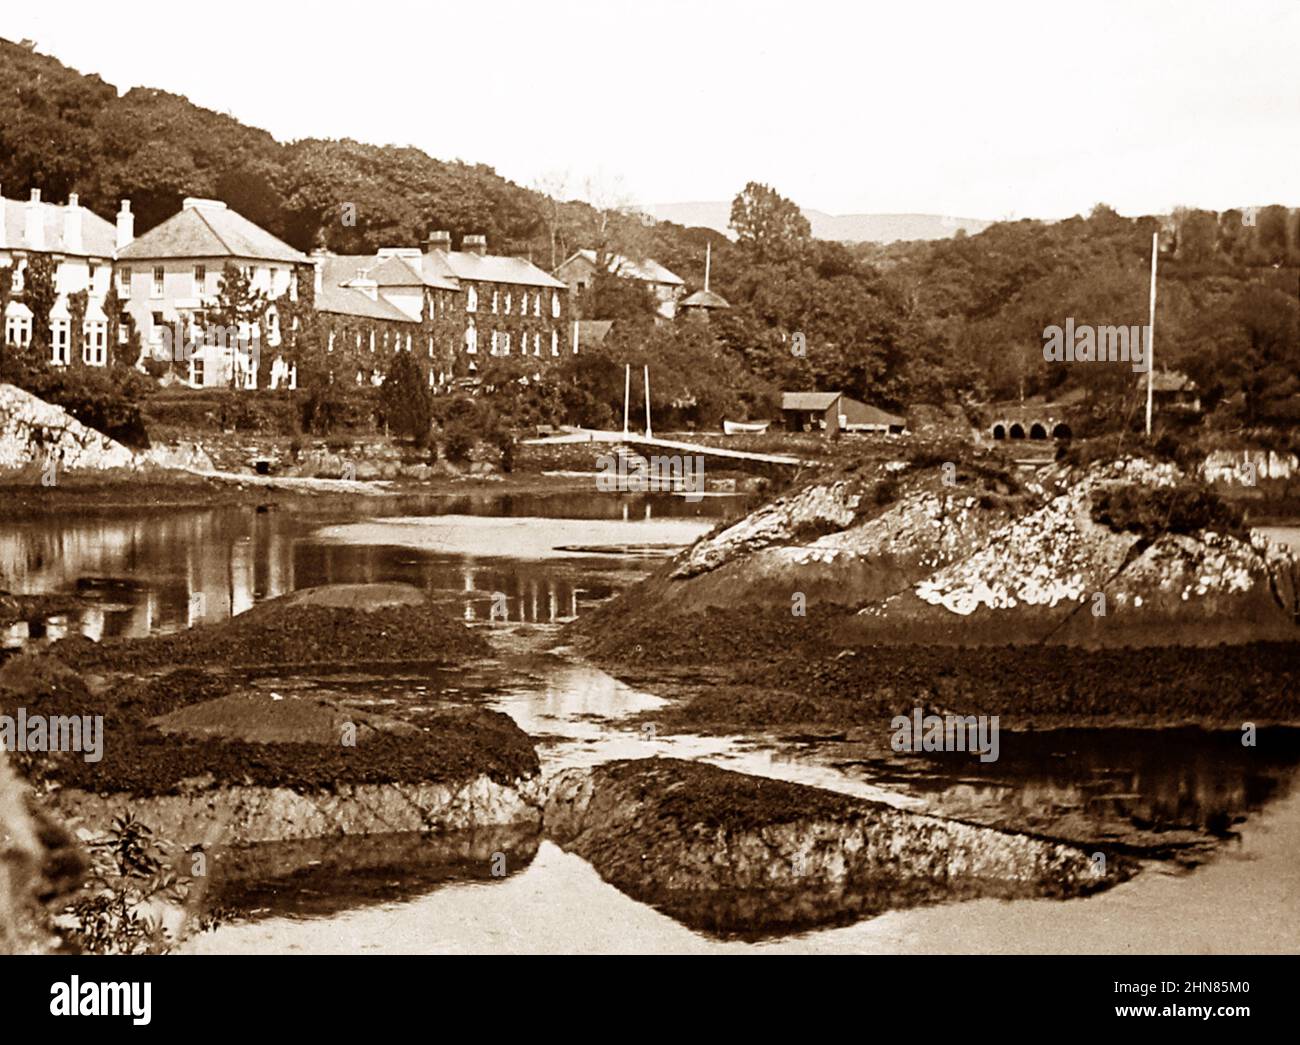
[5,0,1297,220]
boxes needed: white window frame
[84,321,107,366]
[152,266,165,297]
[51,320,70,366]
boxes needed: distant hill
[651,201,992,244]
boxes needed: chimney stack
[25,189,44,251]
[116,200,134,252]
[63,193,83,253]
[426,230,452,254]
[462,234,487,256]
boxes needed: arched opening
[1029,422,1048,439]
[1009,423,1026,439]
[992,423,1006,440]
[1052,422,1073,440]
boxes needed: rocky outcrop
[597,455,1299,648]
[544,759,1110,937]
[851,457,1300,645]
[50,773,544,848]
[0,383,136,472]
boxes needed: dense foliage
[2,37,1296,440]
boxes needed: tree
[22,255,58,355]
[67,290,88,366]
[729,182,811,261]
[0,265,13,379]
[379,351,434,446]
[209,262,269,388]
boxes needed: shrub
[1091,483,1246,539]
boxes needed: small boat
[723,419,770,435]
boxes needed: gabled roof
[318,253,459,292]
[1146,370,1196,393]
[842,400,907,427]
[680,288,730,310]
[782,392,842,411]
[562,250,684,286]
[0,194,116,258]
[118,198,307,264]
[314,282,417,323]
[574,319,614,346]
[427,249,565,289]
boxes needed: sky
[3,0,1298,221]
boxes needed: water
[4,500,1299,952]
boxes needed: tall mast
[1146,231,1158,438]
[704,242,711,292]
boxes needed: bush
[1091,483,1246,539]
[7,353,153,448]
[378,354,434,446]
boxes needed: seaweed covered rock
[544,759,1111,938]
[47,583,488,671]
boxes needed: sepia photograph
[0,0,1296,1025]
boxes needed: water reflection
[0,491,741,649]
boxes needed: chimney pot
[64,193,83,253]
[426,230,452,254]
[25,188,45,250]
[116,199,134,252]
[463,234,487,256]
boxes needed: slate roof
[562,250,685,286]
[843,400,907,427]
[314,282,416,322]
[117,199,306,264]
[680,288,731,309]
[427,249,565,289]
[0,194,116,258]
[574,319,614,346]
[782,392,842,411]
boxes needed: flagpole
[623,363,630,435]
[1146,231,1158,438]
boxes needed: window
[533,331,541,356]
[328,329,336,353]
[490,330,499,355]
[12,261,25,294]
[491,290,499,314]
[504,292,512,315]
[118,267,131,293]
[150,312,165,344]
[533,292,541,316]
[551,291,560,318]
[465,285,477,312]
[502,332,510,355]
[5,313,31,347]
[465,322,477,354]
[190,353,205,388]
[552,329,559,356]
[88,262,98,289]
[152,267,165,297]
[194,265,206,295]
[52,320,70,365]
[84,322,107,366]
